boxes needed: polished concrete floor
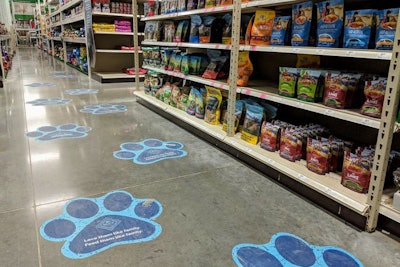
[0,48,399,266]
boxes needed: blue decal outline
[80,104,127,115]
[25,124,92,141]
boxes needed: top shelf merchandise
[135,0,400,236]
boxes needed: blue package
[316,0,344,47]
[189,15,202,43]
[344,9,376,49]
[376,8,399,50]
[291,1,313,46]
[271,16,291,46]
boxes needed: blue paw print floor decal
[64,89,99,95]
[40,191,162,259]
[26,98,71,106]
[113,139,188,165]
[232,232,363,267]
[26,123,92,141]
[80,104,127,114]
[54,74,76,79]
[25,82,56,87]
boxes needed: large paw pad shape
[232,232,363,267]
[40,191,163,259]
[113,139,188,165]
[80,104,127,114]
[26,124,92,141]
[64,89,99,95]
[26,98,71,106]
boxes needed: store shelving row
[136,0,400,235]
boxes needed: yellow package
[250,10,276,46]
[296,54,321,68]
[204,86,222,125]
[205,0,216,8]
[237,51,253,87]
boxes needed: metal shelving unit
[0,35,11,86]
[134,0,400,235]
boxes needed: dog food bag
[323,71,347,109]
[271,16,292,46]
[291,1,313,46]
[174,20,189,42]
[278,67,298,97]
[260,122,281,152]
[297,69,322,102]
[341,151,372,193]
[241,103,264,145]
[376,8,399,50]
[216,0,232,6]
[250,10,276,46]
[235,51,253,87]
[187,0,198,10]
[316,0,344,47]
[181,55,190,75]
[360,77,387,118]
[187,87,197,115]
[306,137,331,174]
[205,0,216,8]
[189,15,202,43]
[169,84,181,108]
[222,100,244,132]
[178,86,191,111]
[222,14,232,44]
[199,16,216,43]
[342,73,362,108]
[344,9,376,49]
[204,86,222,125]
[195,88,206,119]
[164,21,176,42]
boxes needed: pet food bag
[306,138,331,175]
[316,0,344,48]
[342,73,362,108]
[323,71,347,109]
[190,15,202,43]
[204,86,222,125]
[260,122,281,152]
[297,69,322,102]
[291,1,313,46]
[195,88,206,119]
[278,67,298,97]
[341,150,373,193]
[241,103,264,145]
[376,8,399,50]
[360,77,387,118]
[344,9,376,49]
[222,14,232,44]
[199,16,216,43]
[236,51,253,87]
[271,16,291,46]
[222,100,244,132]
[250,10,276,46]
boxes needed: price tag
[361,118,371,126]
[324,109,334,116]
[297,174,306,181]
[251,46,257,51]
[378,52,389,60]
[215,44,220,49]
[260,93,267,100]
[244,89,251,95]
[292,48,300,53]
[346,51,356,57]
[316,49,324,55]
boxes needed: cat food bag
[222,14,232,44]
[204,86,222,125]
[187,87,197,115]
[316,0,344,48]
[222,100,244,132]
[291,1,313,46]
[278,67,298,97]
[187,0,198,10]
[271,16,291,46]
[236,51,253,87]
[170,84,181,108]
[241,103,264,145]
[190,15,202,43]
[199,16,216,43]
[344,9,376,49]
[260,122,281,152]
[250,10,276,46]
[297,69,322,102]
[306,137,331,175]
[360,77,387,118]
[181,55,190,74]
[376,8,399,50]
[323,71,347,109]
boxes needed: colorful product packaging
[306,137,331,175]
[291,1,313,46]
[341,150,373,193]
[278,67,298,97]
[323,71,347,109]
[360,77,387,118]
[204,86,222,125]
[375,8,399,50]
[271,16,291,46]
[297,69,323,102]
[236,51,253,87]
[241,103,264,145]
[316,0,344,48]
[250,10,276,46]
[344,9,376,49]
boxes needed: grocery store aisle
[0,48,399,267]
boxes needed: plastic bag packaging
[187,87,197,115]
[222,100,244,132]
[163,21,176,42]
[291,1,313,46]
[174,20,189,42]
[297,69,323,102]
[316,0,344,48]
[144,21,162,41]
[216,0,232,6]
[178,0,186,12]
[278,67,298,97]
[189,15,202,43]
[199,16,216,43]
[306,138,331,175]
[204,86,222,125]
[205,0,216,8]
[181,55,190,74]
[241,103,264,145]
[344,9,376,49]
[170,84,181,107]
[375,8,399,50]
[250,10,276,46]
[195,88,206,119]
[271,16,291,46]
[360,76,387,118]
[198,0,205,9]
[323,71,347,109]
[236,51,253,87]
[187,0,198,10]
[222,14,232,44]
[202,53,228,80]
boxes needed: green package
[278,67,298,97]
[297,69,322,102]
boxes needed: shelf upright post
[366,19,400,232]
[226,0,242,137]
[132,0,140,91]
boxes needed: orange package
[250,10,276,46]
[237,51,253,86]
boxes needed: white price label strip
[361,118,371,126]
[297,174,306,181]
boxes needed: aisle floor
[1,49,399,267]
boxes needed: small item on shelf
[316,0,344,48]
[375,8,399,50]
[343,9,376,49]
[187,0,198,10]
[241,102,264,145]
[291,1,313,46]
[360,76,387,118]
[199,16,216,43]
[296,54,321,68]
[271,16,292,46]
[169,84,181,107]
[205,0,216,8]
[144,1,159,17]
[202,50,229,80]
[297,69,324,102]
[204,86,222,125]
[278,67,298,98]
[189,15,202,43]
[198,0,205,9]
[323,71,348,109]
[216,0,232,6]
[249,10,276,46]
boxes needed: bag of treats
[199,16,216,43]
[260,122,281,152]
[316,0,344,48]
[291,1,313,46]
[344,9,376,49]
[360,77,387,118]
[181,55,190,74]
[187,87,197,115]
[297,69,322,102]
[279,128,303,162]
[195,88,206,119]
[236,51,253,87]
[250,10,276,46]
[187,0,198,10]
[170,84,181,107]
[222,100,244,132]
[375,8,399,50]
[174,20,189,42]
[271,16,292,46]
[306,137,331,175]
[222,14,232,44]
[204,86,222,125]
[164,21,176,42]
[198,0,205,9]
[341,150,373,193]
[205,0,216,8]
[241,103,264,145]
[189,15,202,43]
[323,71,347,109]
[278,67,298,97]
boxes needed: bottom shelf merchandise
[66,46,88,74]
[1,44,12,79]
